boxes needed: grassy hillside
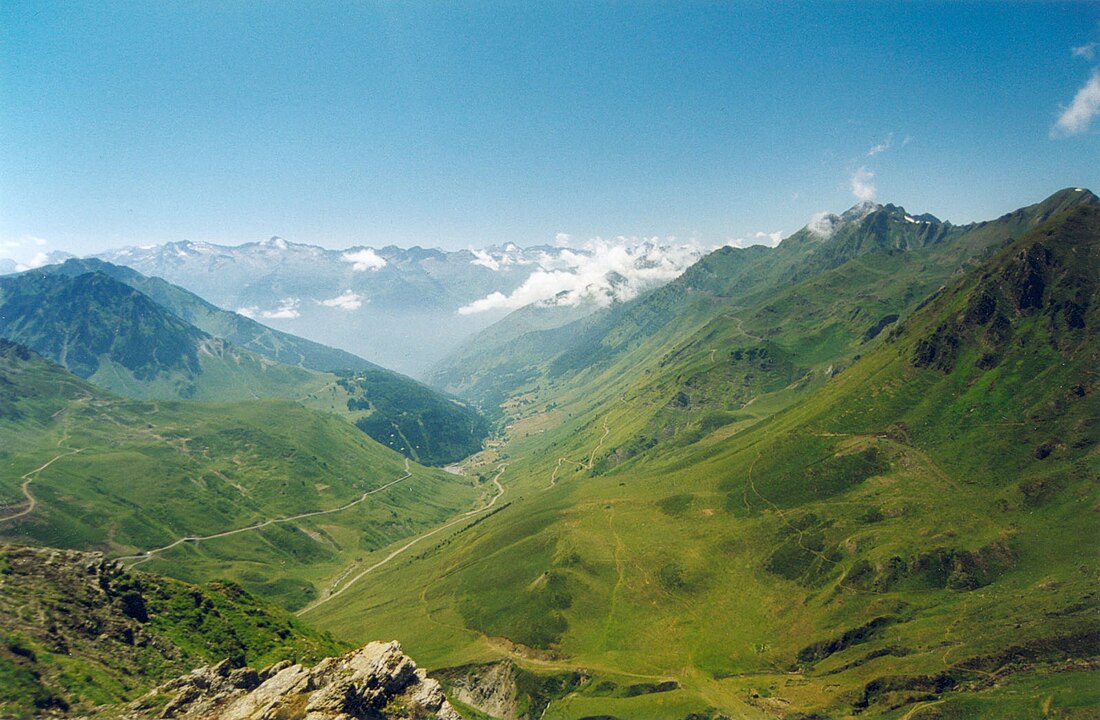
[0,341,487,611]
[0,269,327,401]
[0,266,491,464]
[434,189,1097,426]
[0,543,346,719]
[302,198,1099,718]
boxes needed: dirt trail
[723,313,764,342]
[118,458,414,567]
[300,464,509,614]
[547,416,610,489]
[0,449,83,523]
[743,451,838,567]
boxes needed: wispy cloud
[850,166,877,202]
[1052,68,1100,138]
[317,291,363,311]
[458,238,706,315]
[260,297,301,319]
[867,133,893,157]
[342,248,387,271]
[1072,42,1097,61]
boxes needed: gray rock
[130,641,462,720]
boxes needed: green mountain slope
[435,189,1097,427]
[0,543,345,719]
[42,257,379,373]
[0,269,324,401]
[304,196,1099,719]
[428,302,598,417]
[0,267,489,464]
[0,340,487,610]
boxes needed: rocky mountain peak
[840,199,883,222]
[128,640,461,720]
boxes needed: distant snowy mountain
[94,237,707,377]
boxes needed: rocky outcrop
[445,661,520,719]
[127,641,461,720]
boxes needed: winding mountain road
[547,416,610,489]
[301,464,509,614]
[118,459,414,567]
[0,449,83,523]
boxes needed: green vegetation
[43,257,378,373]
[341,370,489,465]
[0,543,345,719]
[1,190,1097,718]
[0,264,490,463]
[302,191,1099,719]
[0,340,485,610]
[0,269,324,401]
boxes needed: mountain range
[305,188,1100,719]
[89,238,709,377]
[0,188,1096,719]
[0,262,488,466]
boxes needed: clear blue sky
[2,1,1098,260]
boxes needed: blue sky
[2,1,1098,262]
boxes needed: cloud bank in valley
[458,238,708,315]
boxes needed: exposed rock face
[127,641,461,720]
[446,661,520,720]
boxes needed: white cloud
[807,211,839,239]
[850,166,877,202]
[317,291,363,311]
[554,232,572,247]
[0,235,51,269]
[260,297,301,319]
[467,244,539,271]
[342,248,387,271]
[236,306,258,319]
[726,230,783,248]
[1052,68,1100,138]
[18,252,50,271]
[1072,42,1097,61]
[867,133,893,157]
[469,249,501,271]
[458,238,706,315]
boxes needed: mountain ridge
[0,263,490,465]
[305,190,1100,719]
[41,258,380,373]
[90,236,711,376]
